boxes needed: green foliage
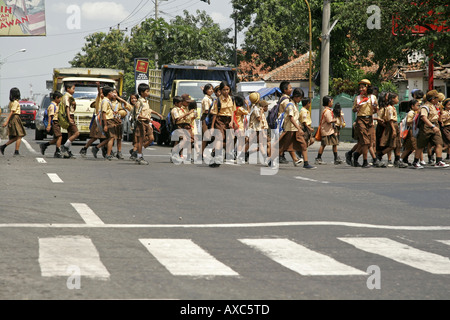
[70,10,233,96]
[379,81,398,94]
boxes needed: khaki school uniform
[417,102,443,149]
[210,95,236,142]
[441,109,450,146]
[277,94,291,117]
[7,100,26,138]
[235,106,249,132]
[320,107,338,146]
[63,92,79,137]
[173,106,195,143]
[279,102,307,152]
[48,102,62,138]
[402,110,418,152]
[353,94,375,146]
[380,105,401,148]
[101,97,118,139]
[299,107,314,145]
[135,97,154,143]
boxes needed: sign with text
[134,58,149,94]
[0,0,46,36]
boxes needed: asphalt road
[0,128,449,303]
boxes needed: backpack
[277,102,295,133]
[412,105,429,138]
[267,96,290,129]
[399,114,409,140]
[166,109,176,135]
[57,99,70,130]
[204,99,216,129]
[43,102,58,128]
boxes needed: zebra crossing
[36,236,450,280]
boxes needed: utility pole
[155,0,159,69]
[319,0,331,119]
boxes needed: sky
[0,0,237,107]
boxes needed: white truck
[35,67,124,140]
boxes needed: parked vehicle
[52,67,124,140]
[19,100,38,129]
[147,61,237,146]
[34,94,52,140]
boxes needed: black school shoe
[0,144,5,155]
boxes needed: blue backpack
[277,102,295,133]
[43,102,56,128]
[267,96,290,129]
[166,110,175,135]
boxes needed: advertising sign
[0,0,46,36]
[134,58,149,94]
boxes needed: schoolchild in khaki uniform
[127,94,140,160]
[209,81,236,167]
[110,91,133,159]
[350,79,379,168]
[248,98,271,163]
[400,99,420,165]
[200,84,214,154]
[315,96,341,165]
[278,81,293,164]
[270,88,315,169]
[234,95,249,162]
[133,83,163,165]
[40,91,63,158]
[1,88,26,156]
[439,98,450,162]
[378,93,408,168]
[58,83,79,159]
[412,90,449,168]
[171,94,197,162]
[80,82,104,158]
[299,98,315,147]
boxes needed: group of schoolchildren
[345,79,449,169]
[1,79,450,171]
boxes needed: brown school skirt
[380,122,401,148]
[176,123,194,144]
[113,118,123,138]
[417,122,443,149]
[52,120,62,138]
[441,125,450,146]
[356,116,374,146]
[321,133,339,146]
[214,115,232,142]
[89,118,105,139]
[402,130,417,151]
[8,114,26,138]
[134,119,153,141]
[279,130,307,153]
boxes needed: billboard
[0,0,46,36]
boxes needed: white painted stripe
[36,158,47,164]
[295,176,330,184]
[71,203,105,226]
[436,240,450,246]
[240,238,366,276]
[22,138,39,154]
[140,239,239,277]
[339,237,450,275]
[0,221,448,230]
[39,236,110,279]
[47,173,63,183]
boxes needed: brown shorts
[279,130,307,153]
[105,119,118,139]
[442,125,450,146]
[67,115,79,137]
[417,122,443,149]
[380,122,401,149]
[135,120,154,142]
[52,120,62,138]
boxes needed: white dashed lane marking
[47,173,63,183]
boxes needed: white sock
[138,153,143,159]
[64,140,72,148]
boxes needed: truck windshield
[65,82,115,100]
[177,81,220,101]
